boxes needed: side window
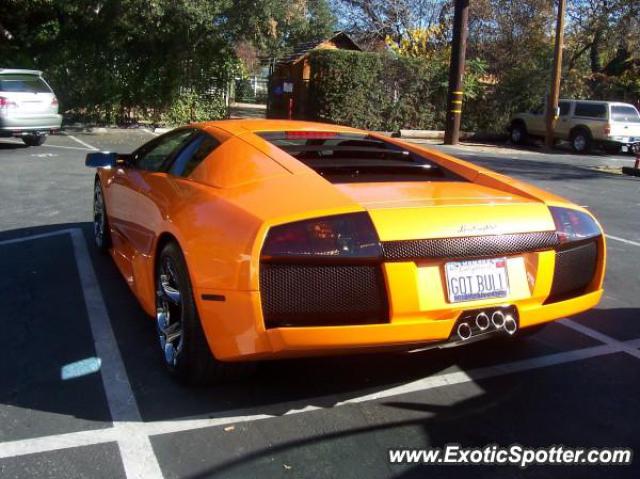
[168,133,220,177]
[559,101,570,116]
[530,102,544,115]
[574,103,606,119]
[134,130,194,172]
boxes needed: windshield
[0,74,52,93]
[611,105,640,123]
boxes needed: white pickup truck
[509,99,640,154]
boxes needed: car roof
[194,119,363,137]
[0,68,43,76]
[560,99,635,107]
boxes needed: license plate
[445,258,509,303]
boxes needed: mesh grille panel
[546,240,598,303]
[382,231,559,261]
[260,263,388,328]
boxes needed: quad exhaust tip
[504,314,518,335]
[491,310,506,329]
[475,312,490,331]
[457,322,472,341]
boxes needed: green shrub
[161,90,227,126]
[308,50,445,131]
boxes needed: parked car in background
[0,69,62,146]
[509,99,640,154]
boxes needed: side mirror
[85,152,130,168]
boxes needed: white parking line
[0,139,92,151]
[65,134,99,151]
[606,234,640,247]
[0,228,77,246]
[69,230,163,479]
[0,428,119,460]
[561,318,640,359]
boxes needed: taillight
[51,97,59,107]
[0,96,17,109]
[604,124,611,135]
[261,212,382,261]
[285,131,337,140]
[549,206,601,244]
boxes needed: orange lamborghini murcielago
[86,120,605,384]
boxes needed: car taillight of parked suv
[0,68,62,146]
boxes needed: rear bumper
[196,236,606,361]
[267,289,603,352]
[604,137,640,147]
[0,114,62,133]
[196,287,603,361]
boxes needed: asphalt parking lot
[0,130,639,479]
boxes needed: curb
[397,129,508,142]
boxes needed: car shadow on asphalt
[162,351,640,479]
[0,141,28,150]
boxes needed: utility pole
[444,0,470,145]
[545,0,566,150]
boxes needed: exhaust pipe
[457,322,472,341]
[504,314,518,335]
[475,312,490,331]
[491,310,505,329]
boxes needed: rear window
[574,102,606,119]
[611,106,640,123]
[257,131,466,183]
[0,74,52,93]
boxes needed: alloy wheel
[156,257,184,367]
[573,134,586,152]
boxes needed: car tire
[510,122,527,145]
[93,180,111,252]
[22,133,47,147]
[570,128,592,153]
[155,241,255,385]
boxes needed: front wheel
[22,132,47,146]
[155,241,254,385]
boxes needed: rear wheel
[22,132,47,146]
[155,241,254,385]
[570,128,592,153]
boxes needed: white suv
[509,99,640,154]
[0,69,62,146]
